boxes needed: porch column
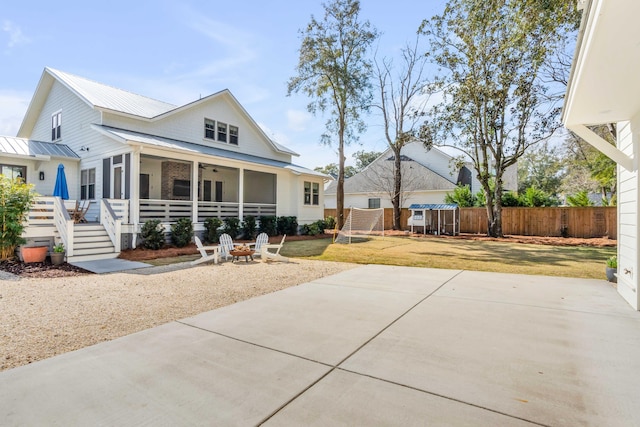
[131,147,141,248]
[192,160,199,224]
[238,167,244,220]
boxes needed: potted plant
[21,246,49,263]
[50,243,65,265]
[606,255,617,283]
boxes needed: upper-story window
[229,125,239,145]
[217,122,227,142]
[51,111,62,141]
[204,119,216,139]
[204,118,239,145]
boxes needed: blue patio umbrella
[52,163,69,200]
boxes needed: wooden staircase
[66,223,119,262]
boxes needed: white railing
[105,199,129,223]
[101,199,121,252]
[139,199,193,222]
[197,201,240,221]
[244,203,277,217]
[53,197,74,256]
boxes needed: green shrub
[501,191,521,207]
[445,184,476,207]
[300,219,326,236]
[223,217,241,238]
[259,215,277,236]
[606,255,617,268]
[171,218,193,248]
[567,190,594,207]
[324,216,336,230]
[241,216,257,240]
[203,217,223,243]
[140,219,165,250]
[0,175,36,260]
[276,216,298,235]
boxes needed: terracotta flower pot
[22,246,48,263]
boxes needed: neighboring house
[1,67,328,261]
[324,141,517,210]
[563,0,639,310]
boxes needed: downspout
[566,124,635,171]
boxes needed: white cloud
[286,109,310,132]
[2,20,30,49]
[0,90,30,135]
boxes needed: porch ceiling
[563,0,640,125]
[92,124,329,178]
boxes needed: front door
[140,173,150,199]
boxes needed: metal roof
[0,136,79,159]
[47,68,177,118]
[93,126,328,178]
[409,204,459,210]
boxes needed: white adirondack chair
[261,235,288,263]
[249,233,269,258]
[191,236,221,265]
[218,233,235,261]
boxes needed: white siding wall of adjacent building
[102,95,292,164]
[324,190,452,210]
[296,177,325,224]
[616,120,639,309]
[4,157,79,199]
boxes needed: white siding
[296,177,325,224]
[402,143,457,182]
[325,190,451,210]
[2,157,79,199]
[616,120,639,309]
[102,94,292,163]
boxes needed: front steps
[66,223,118,262]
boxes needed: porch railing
[25,196,75,256]
[105,199,130,223]
[197,201,240,221]
[140,200,193,222]
[101,200,122,251]
[244,203,277,217]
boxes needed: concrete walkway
[70,258,152,274]
[1,265,639,426]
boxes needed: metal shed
[408,204,459,235]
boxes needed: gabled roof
[0,136,79,160]
[18,68,298,156]
[92,125,327,178]
[409,204,458,210]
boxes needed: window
[217,122,227,142]
[229,125,239,145]
[1,164,26,181]
[204,119,215,139]
[51,111,62,141]
[304,181,319,206]
[312,182,319,205]
[368,198,381,209]
[80,168,96,200]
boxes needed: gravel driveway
[0,259,357,372]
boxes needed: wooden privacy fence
[324,207,617,239]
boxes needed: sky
[0,1,445,170]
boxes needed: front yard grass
[280,236,615,280]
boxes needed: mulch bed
[0,259,92,279]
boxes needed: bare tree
[373,37,431,229]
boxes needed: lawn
[280,236,616,280]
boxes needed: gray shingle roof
[47,68,177,118]
[0,136,79,159]
[93,125,327,178]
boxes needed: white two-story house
[1,67,328,261]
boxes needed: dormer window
[51,111,61,141]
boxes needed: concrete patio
[1,265,639,426]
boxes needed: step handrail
[53,197,75,256]
[100,199,121,253]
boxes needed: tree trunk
[337,137,346,230]
[392,148,402,230]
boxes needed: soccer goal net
[334,207,384,244]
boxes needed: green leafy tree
[566,190,594,207]
[314,163,356,178]
[518,141,564,197]
[519,187,559,207]
[419,0,580,237]
[373,36,432,229]
[288,0,378,229]
[0,175,36,260]
[444,185,476,207]
[352,150,381,171]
